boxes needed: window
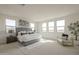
[6,19,16,33]
[48,21,54,32]
[30,23,35,30]
[42,22,47,32]
[56,20,65,32]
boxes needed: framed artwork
[19,19,29,26]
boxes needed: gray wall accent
[16,27,32,34]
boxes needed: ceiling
[0,4,79,22]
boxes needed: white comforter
[17,33,41,42]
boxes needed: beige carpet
[0,39,79,55]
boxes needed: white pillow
[18,31,26,35]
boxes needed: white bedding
[17,33,41,42]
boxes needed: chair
[57,33,73,46]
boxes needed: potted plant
[68,21,79,40]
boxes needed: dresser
[6,35,17,44]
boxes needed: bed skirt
[18,39,40,46]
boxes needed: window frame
[30,23,35,31]
[48,21,54,32]
[42,22,47,32]
[56,20,65,32]
[5,19,16,33]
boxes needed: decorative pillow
[18,30,35,36]
[18,31,27,35]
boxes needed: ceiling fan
[21,4,26,6]
[18,4,26,6]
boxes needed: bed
[16,27,41,46]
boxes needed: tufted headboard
[16,27,32,36]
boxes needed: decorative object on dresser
[6,35,17,44]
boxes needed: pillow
[28,31,34,34]
[18,31,27,35]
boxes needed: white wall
[0,15,6,44]
[36,13,79,40]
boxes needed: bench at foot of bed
[20,39,40,46]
